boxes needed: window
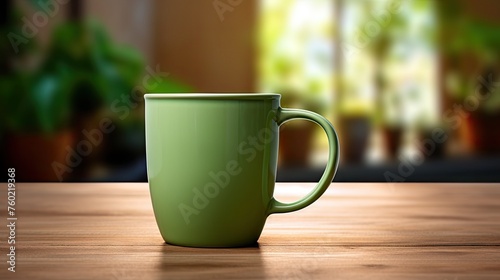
[259,0,438,165]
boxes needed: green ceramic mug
[145,93,339,247]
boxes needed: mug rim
[144,93,280,99]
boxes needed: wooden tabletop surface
[1,183,499,279]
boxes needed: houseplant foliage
[2,19,144,134]
[439,0,500,153]
[1,5,144,180]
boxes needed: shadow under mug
[145,93,339,247]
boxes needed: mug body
[145,93,280,247]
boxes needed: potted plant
[443,15,500,154]
[1,18,144,181]
[448,66,500,154]
[337,92,373,164]
[278,82,326,167]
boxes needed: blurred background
[1,0,499,182]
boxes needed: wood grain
[1,183,499,279]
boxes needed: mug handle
[267,108,340,215]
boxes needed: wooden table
[1,183,499,279]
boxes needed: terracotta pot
[339,116,371,163]
[5,131,75,181]
[278,123,315,167]
[464,112,500,154]
[382,126,403,160]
